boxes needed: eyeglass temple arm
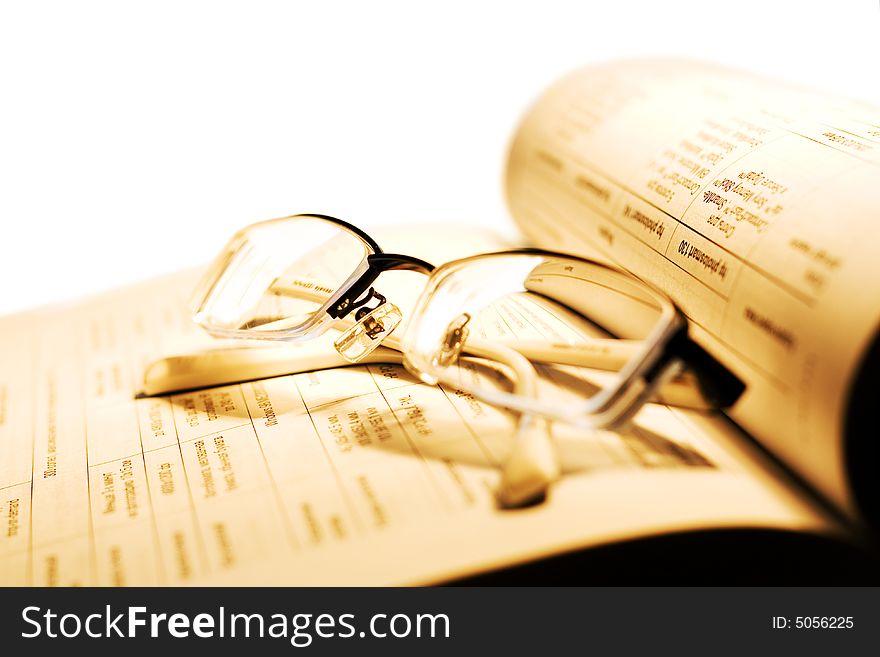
[663,333,745,409]
[525,287,746,412]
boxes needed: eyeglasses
[172,213,744,507]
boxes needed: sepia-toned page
[505,59,880,521]
[0,226,838,585]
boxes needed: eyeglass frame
[190,213,744,430]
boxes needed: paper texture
[0,261,833,585]
[506,59,880,519]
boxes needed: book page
[0,229,837,585]
[506,59,880,520]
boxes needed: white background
[2,0,879,315]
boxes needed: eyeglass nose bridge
[333,288,403,362]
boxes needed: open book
[1,59,877,585]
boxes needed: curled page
[506,59,880,522]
